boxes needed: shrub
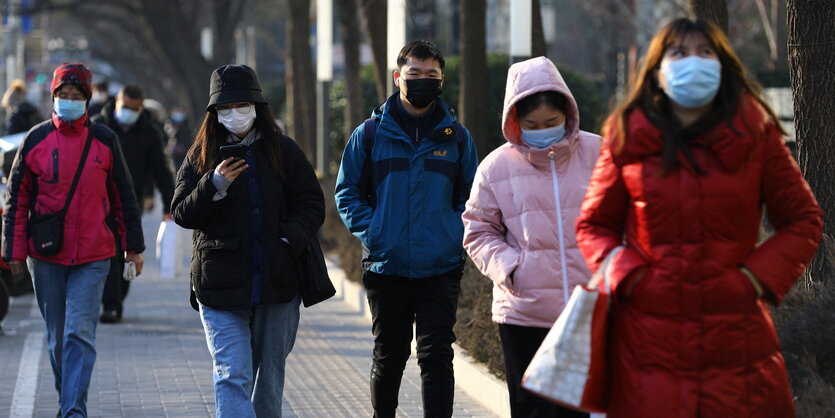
[773,281,835,413]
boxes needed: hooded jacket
[91,102,175,215]
[335,94,478,278]
[462,57,601,328]
[2,112,145,265]
[575,96,822,417]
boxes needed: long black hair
[187,102,285,180]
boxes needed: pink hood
[502,56,581,146]
[463,57,601,327]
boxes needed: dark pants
[363,267,463,418]
[498,324,589,418]
[101,235,129,314]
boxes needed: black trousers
[498,323,589,418]
[363,267,463,418]
[101,235,129,314]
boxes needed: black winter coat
[6,102,42,135]
[91,103,175,214]
[171,133,325,310]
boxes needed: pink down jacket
[462,56,601,328]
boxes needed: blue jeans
[28,257,110,418]
[199,295,301,418]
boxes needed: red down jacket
[2,112,144,265]
[576,95,822,418]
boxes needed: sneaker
[100,310,122,323]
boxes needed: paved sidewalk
[0,215,498,417]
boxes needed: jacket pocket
[366,209,382,256]
[197,238,247,290]
[267,238,296,293]
[702,268,759,313]
[43,149,59,184]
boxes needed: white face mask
[217,105,256,136]
[115,107,140,126]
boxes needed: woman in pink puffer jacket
[462,56,600,417]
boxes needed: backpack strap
[359,117,378,207]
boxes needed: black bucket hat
[206,64,267,111]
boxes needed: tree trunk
[361,0,388,103]
[788,0,835,285]
[339,0,365,137]
[688,0,728,33]
[287,0,316,157]
[531,0,547,57]
[27,0,249,123]
[459,0,487,150]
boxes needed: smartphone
[219,144,246,160]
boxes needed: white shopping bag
[156,220,178,279]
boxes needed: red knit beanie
[50,63,93,99]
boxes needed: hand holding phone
[219,144,247,160]
[215,147,249,181]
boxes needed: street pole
[509,0,532,64]
[387,0,406,97]
[4,0,23,87]
[316,0,333,177]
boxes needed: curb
[325,257,511,418]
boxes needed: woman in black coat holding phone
[171,65,324,418]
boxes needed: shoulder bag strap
[59,127,95,215]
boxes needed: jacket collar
[611,94,769,172]
[375,93,457,142]
[51,111,89,135]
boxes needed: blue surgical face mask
[115,107,141,126]
[660,55,721,108]
[53,98,86,121]
[521,123,566,149]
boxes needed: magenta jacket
[462,57,600,328]
[2,112,144,265]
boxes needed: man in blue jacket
[335,40,478,418]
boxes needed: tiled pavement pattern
[0,211,498,417]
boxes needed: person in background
[87,80,113,117]
[2,79,42,135]
[575,18,822,417]
[335,40,478,418]
[462,56,598,418]
[165,106,193,170]
[2,62,145,418]
[92,84,175,323]
[172,64,324,418]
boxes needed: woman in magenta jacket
[576,19,822,417]
[463,56,600,417]
[2,63,144,417]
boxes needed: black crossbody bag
[29,129,93,256]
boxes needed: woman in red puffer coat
[575,18,822,418]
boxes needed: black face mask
[403,78,442,109]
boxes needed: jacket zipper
[549,152,570,303]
